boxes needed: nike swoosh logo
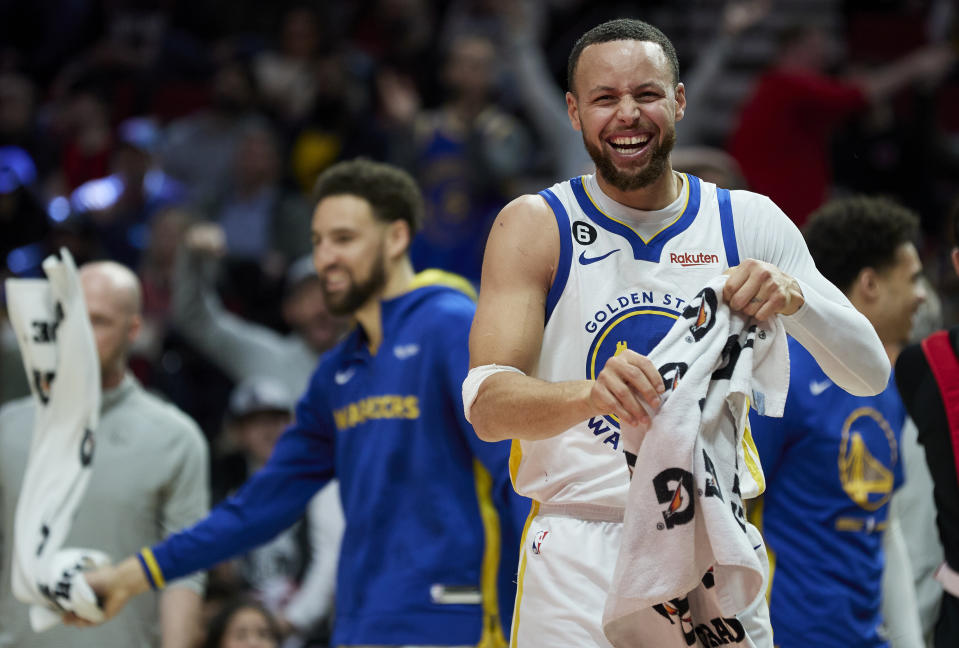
[394,344,420,359]
[334,368,355,385]
[578,249,620,265]
[809,379,832,396]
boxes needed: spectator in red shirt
[729,24,953,227]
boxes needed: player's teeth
[611,136,649,146]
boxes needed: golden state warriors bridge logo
[583,291,686,448]
[838,407,898,511]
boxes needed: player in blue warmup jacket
[72,159,529,647]
[750,196,925,647]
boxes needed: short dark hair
[312,158,423,235]
[567,19,680,93]
[804,196,919,293]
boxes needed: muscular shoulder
[485,193,560,287]
[494,193,557,235]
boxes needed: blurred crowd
[1,0,958,646]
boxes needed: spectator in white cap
[211,375,343,645]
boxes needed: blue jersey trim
[569,175,701,262]
[539,188,572,325]
[717,187,740,267]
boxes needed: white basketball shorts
[509,503,773,647]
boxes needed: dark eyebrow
[586,85,617,95]
[586,82,665,96]
[634,82,666,92]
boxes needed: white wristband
[462,364,525,423]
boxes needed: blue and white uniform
[751,339,905,648]
[141,280,528,647]
[509,173,888,647]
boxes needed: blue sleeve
[147,372,335,585]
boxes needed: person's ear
[566,92,582,132]
[386,219,411,260]
[851,267,881,304]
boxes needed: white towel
[5,249,106,630]
[603,276,788,647]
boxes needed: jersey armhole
[538,188,572,325]
[717,188,740,267]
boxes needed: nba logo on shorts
[531,530,549,555]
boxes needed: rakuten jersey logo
[670,252,720,267]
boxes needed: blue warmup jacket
[142,280,529,646]
[750,338,905,648]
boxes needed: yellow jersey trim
[742,402,765,495]
[580,173,691,245]
[139,547,166,590]
[510,500,540,647]
[589,309,679,379]
[473,459,508,648]
[409,268,477,301]
[508,439,522,487]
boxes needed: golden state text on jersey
[512,173,743,509]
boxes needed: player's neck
[883,342,900,367]
[101,364,126,391]
[595,167,682,211]
[354,258,415,355]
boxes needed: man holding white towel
[464,18,890,648]
[0,261,209,648]
[64,159,527,648]
[750,196,926,647]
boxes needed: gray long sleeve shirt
[0,375,209,648]
[171,248,318,396]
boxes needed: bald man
[0,262,210,648]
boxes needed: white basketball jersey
[511,173,764,509]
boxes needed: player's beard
[584,126,676,192]
[322,250,388,316]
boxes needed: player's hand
[590,349,665,427]
[375,69,420,126]
[63,557,149,627]
[724,258,803,320]
[184,223,226,258]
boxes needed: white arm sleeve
[282,480,343,630]
[732,191,890,396]
[881,512,926,648]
